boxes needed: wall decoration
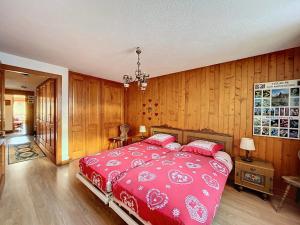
[253,79,300,139]
[142,99,159,121]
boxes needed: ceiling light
[123,47,150,91]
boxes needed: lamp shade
[139,125,146,133]
[240,138,255,151]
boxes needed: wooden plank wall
[125,47,300,195]
[69,72,124,160]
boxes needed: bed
[77,127,233,225]
[76,126,183,204]
[109,129,233,225]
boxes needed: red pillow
[143,133,176,147]
[182,140,223,157]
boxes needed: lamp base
[241,156,253,162]
[241,150,253,162]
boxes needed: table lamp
[240,137,255,162]
[139,125,146,138]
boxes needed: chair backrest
[120,124,130,141]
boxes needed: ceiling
[5,70,48,91]
[0,1,300,82]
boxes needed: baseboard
[34,140,56,163]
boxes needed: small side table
[235,156,274,199]
[108,137,123,149]
[276,176,300,212]
[130,135,147,144]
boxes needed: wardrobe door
[45,79,56,159]
[101,81,124,150]
[36,87,40,142]
[36,79,56,162]
[40,84,46,147]
[49,79,56,156]
[69,73,86,159]
[85,78,101,155]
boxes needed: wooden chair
[108,124,130,149]
[120,124,130,144]
[276,150,300,211]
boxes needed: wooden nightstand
[130,135,147,143]
[235,156,274,199]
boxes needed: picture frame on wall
[253,79,300,140]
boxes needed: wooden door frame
[1,64,63,165]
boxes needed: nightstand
[130,135,147,143]
[235,156,274,199]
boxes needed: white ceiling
[0,0,300,82]
[5,70,48,91]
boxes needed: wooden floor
[0,137,299,225]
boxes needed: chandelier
[123,47,150,91]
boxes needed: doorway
[5,92,35,137]
[12,95,26,135]
[0,64,62,165]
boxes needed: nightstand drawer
[236,163,274,177]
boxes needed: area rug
[8,141,46,164]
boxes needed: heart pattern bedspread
[112,151,229,225]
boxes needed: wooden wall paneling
[158,73,183,128]
[246,58,254,138]
[233,61,242,156]
[184,69,202,130]
[218,65,225,133]
[141,78,160,130]
[208,66,219,130]
[201,68,209,130]
[125,47,300,196]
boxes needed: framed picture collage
[253,79,300,139]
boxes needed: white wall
[0,52,69,161]
[4,94,13,131]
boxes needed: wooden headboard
[183,129,233,155]
[150,126,183,144]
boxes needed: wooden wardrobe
[36,78,56,162]
[69,72,124,160]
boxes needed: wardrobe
[69,72,124,160]
[36,78,56,162]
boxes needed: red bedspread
[79,142,169,193]
[112,151,230,225]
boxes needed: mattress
[79,142,170,193]
[112,151,231,225]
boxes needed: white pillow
[213,151,233,172]
[163,142,182,151]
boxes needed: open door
[0,63,5,133]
